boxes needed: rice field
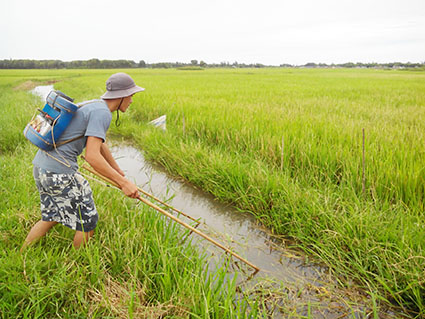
[0,74,257,318]
[1,68,424,317]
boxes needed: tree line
[0,59,269,69]
[0,58,423,69]
[0,59,138,69]
[299,62,425,69]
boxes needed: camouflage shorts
[33,166,98,232]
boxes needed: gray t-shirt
[33,99,112,174]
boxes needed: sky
[0,0,424,66]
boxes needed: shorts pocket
[39,172,73,196]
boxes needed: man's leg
[73,230,95,249]
[21,220,58,251]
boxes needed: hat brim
[101,85,145,99]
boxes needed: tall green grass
[1,68,423,317]
[100,68,423,316]
[0,73,262,318]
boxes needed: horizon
[1,57,423,67]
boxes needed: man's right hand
[120,179,139,198]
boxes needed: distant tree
[99,60,111,68]
[46,60,57,69]
[0,58,422,70]
[151,62,172,68]
[87,58,101,68]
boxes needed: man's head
[102,72,144,100]
[102,73,144,125]
[102,73,144,112]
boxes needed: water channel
[30,85,407,318]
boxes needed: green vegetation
[0,73,262,318]
[1,58,424,69]
[177,66,204,71]
[1,68,424,317]
[113,68,424,316]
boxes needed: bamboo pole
[81,164,260,274]
[136,186,200,225]
[81,156,199,224]
[81,168,200,225]
[182,113,185,136]
[362,128,366,196]
[281,136,284,170]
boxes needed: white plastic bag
[148,115,166,131]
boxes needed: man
[21,73,143,250]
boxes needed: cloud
[1,0,424,64]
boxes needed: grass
[111,68,424,316]
[0,74,263,318]
[1,68,424,317]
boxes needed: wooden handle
[81,164,260,273]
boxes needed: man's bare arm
[100,142,125,176]
[85,136,138,198]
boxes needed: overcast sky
[1,0,424,65]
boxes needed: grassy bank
[0,75,263,318]
[109,68,424,316]
[1,68,424,317]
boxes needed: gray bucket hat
[101,72,145,99]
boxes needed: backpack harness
[23,90,92,167]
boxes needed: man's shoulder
[78,100,111,117]
[78,99,108,110]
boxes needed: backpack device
[23,90,82,151]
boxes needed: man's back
[32,99,112,173]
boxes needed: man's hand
[120,179,139,198]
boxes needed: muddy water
[30,85,405,318]
[112,146,322,280]
[110,145,403,319]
